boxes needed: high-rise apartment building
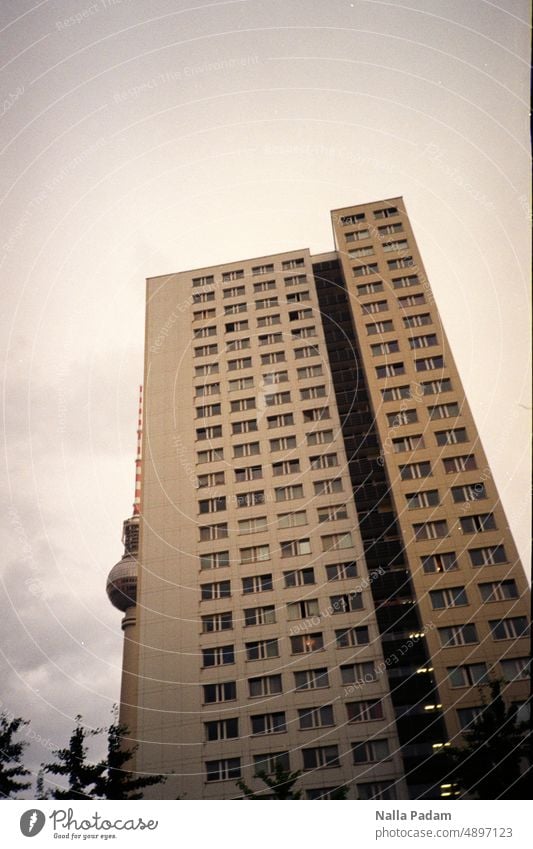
[107,198,530,800]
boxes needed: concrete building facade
[107,198,530,800]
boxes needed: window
[460,513,496,534]
[263,370,289,385]
[255,297,279,310]
[374,206,398,219]
[409,333,438,349]
[195,362,219,377]
[447,663,488,688]
[429,402,460,420]
[430,586,468,609]
[403,312,432,327]
[270,435,297,451]
[400,461,432,480]
[303,406,330,422]
[392,434,425,453]
[193,290,215,303]
[193,325,217,339]
[436,428,468,446]
[192,274,215,287]
[335,626,370,648]
[314,478,344,495]
[228,356,252,371]
[200,522,228,542]
[300,385,327,401]
[291,325,317,340]
[317,503,349,522]
[307,429,333,446]
[294,668,329,690]
[294,345,320,359]
[325,561,358,581]
[438,624,478,647]
[452,483,487,503]
[291,633,324,654]
[198,497,226,514]
[195,382,220,397]
[202,645,235,667]
[205,718,239,741]
[261,350,286,365]
[240,545,270,565]
[235,465,262,483]
[422,552,458,573]
[489,617,528,641]
[206,758,241,782]
[330,592,363,613]
[238,516,268,535]
[345,227,370,241]
[479,580,518,602]
[273,459,300,476]
[252,264,274,276]
[358,782,397,800]
[375,362,405,378]
[420,377,452,395]
[225,321,249,335]
[257,313,281,327]
[251,712,286,735]
[248,674,282,697]
[394,275,421,290]
[287,599,319,620]
[266,413,294,429]
[347,700,384,722]
[197,448,224,464]
[366,319,394,335]
[196,403,221,419]
[381,385,411,401]
[282,257,305,270]
[406,489,439,509]
[233,441,260,458]
[275,484,304,502]
[246,639,279,660]
[383,239,408,253]
[413,520,448,540]
[297,364,323,379]
[310,452,338,470]
[259,332,283,346]
[415,355,444,372]
[287,290,311,303]
[371,340,399,356]
[244,605,276,626]
[242,574,273,594]
[278,510,307,529]
[321,532,353,552]
[222,271,244,283]
[443,454,477,473]
[265,390,291,406]
[340,212,366,225]
[202,612,232,633]
[197,471,225,488]
[388,256,414,270]
[281,538,311,558]
[283,567,315,587]
[231,419,258,435]
[356,281,382,296]
[500,657,530,682]
[298,706,334,729]
[387,408,418,426]
[353,739,390,763]
[353,262,379,278]
[253,752,290,775]
[224,302,247,315]
[350,246,375,260]
[362,300,388,314]
[236,490,265,508]
[203,681,236,702]
[193,308,216,321]
[457,707,484,730]
[196,425,222,440]
[201,580,231,600]
[340,661,376,685]
[302,746,340,770]
[284,273,307,286]
[469,545,507,567]
[398,293,425,308]
[199,550,230,570]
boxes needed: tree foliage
[42,715,102,799]
[94,716,166,799]
[0,712,31,799]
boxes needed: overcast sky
[1,0,530,792]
